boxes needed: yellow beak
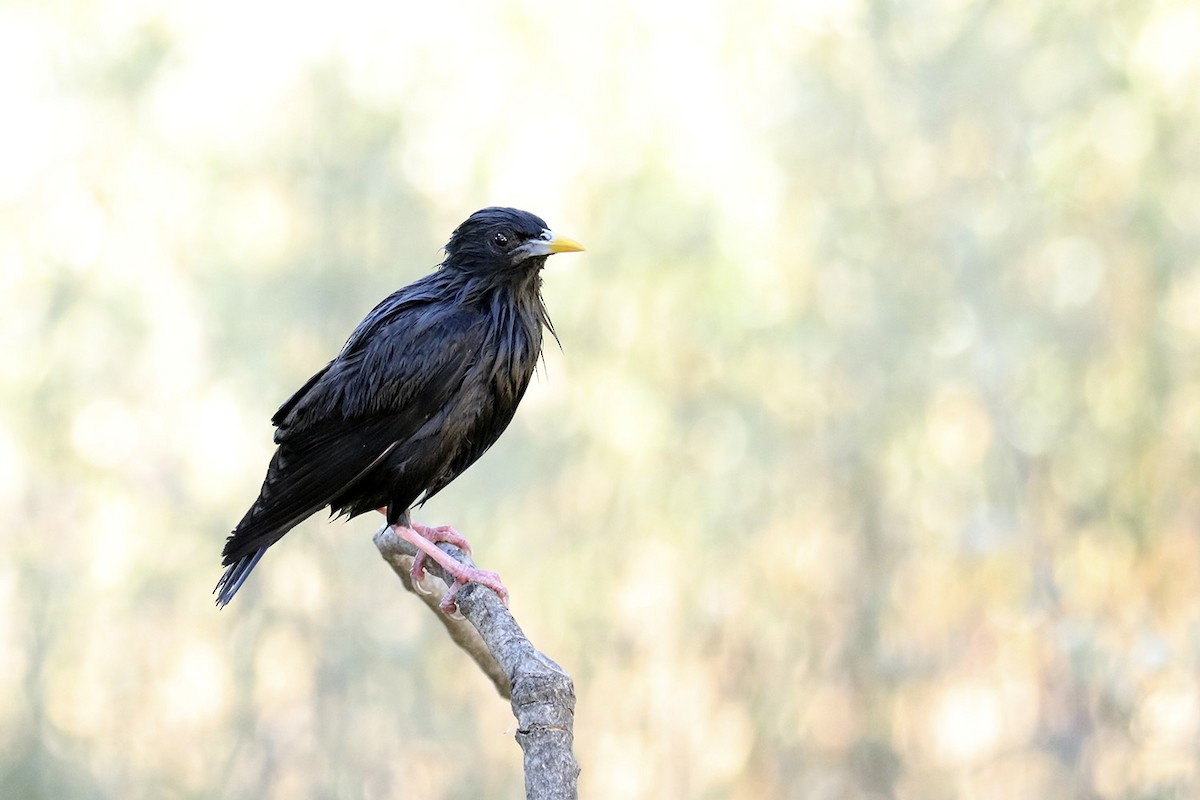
[544,232,586,254]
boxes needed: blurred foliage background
[4,0,1200,797]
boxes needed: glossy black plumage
[216,207,579,607]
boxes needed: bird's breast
[499,322,541,398]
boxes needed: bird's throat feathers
[484,279,549,370]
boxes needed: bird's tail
[214,547,267,608]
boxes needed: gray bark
[374,525,580,800]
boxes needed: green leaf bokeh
[3,0,1199,797]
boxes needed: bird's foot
[409,522,473,581]
[391,523,509,613]
[434,564,508,615]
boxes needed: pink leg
[409,524,474,585]
[391,523,509,613]
[377,511,474,581]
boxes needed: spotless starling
[217,207,584,612]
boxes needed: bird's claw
[408,555,433,594]
[409,549,434,584]
[438,566,510,614]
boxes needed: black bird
[216,207,584,611]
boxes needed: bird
[216,207,584,612]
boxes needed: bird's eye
[493,232,510,248]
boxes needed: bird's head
[442,207,584,282]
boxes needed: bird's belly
[345,338,536,518]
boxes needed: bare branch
[374,525,580,800]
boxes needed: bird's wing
[271,276,453,432]
[222,297,485,564]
